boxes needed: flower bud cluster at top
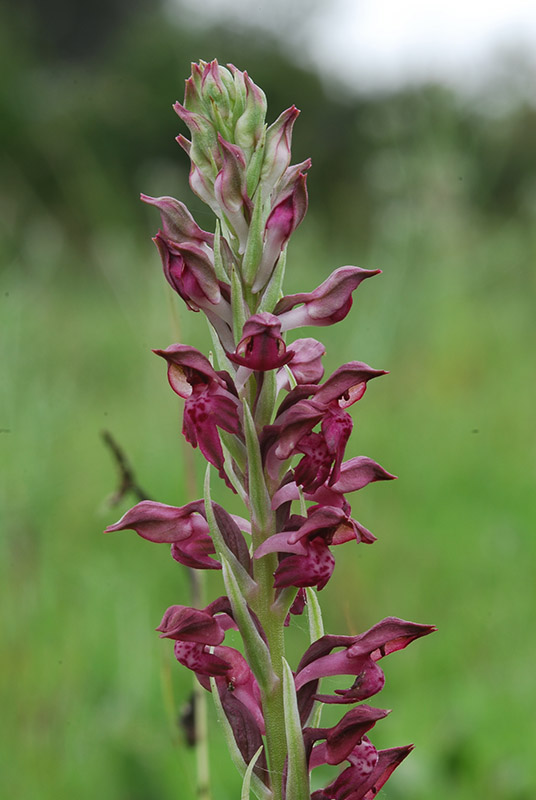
[106,60,435,800]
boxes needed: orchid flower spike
[106,59,436,800]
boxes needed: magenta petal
[315,660,386,704]
[212,646,265,733]
[294,432,332,493]
[285,337,326,386]
[221,694,268,784]
[228,312,292,371]
[331,456,398,493]
[271,481,301,509]
[254,531,302,559]
[214,135,249,215]
[153,344,225,393]
[307,456,396,512]
[315,738,379,800]
[153,233,222,311]
[141,194,214,245]
[320,407,353,485]
[346,617,437,660]
[287,506,348,545]
[171,534,220,570]
[252,171,309,292]
[274,538,335,591]
[260,105,300,194]
[156,605,225,645]
[276,266,381,330]
[104,500,205,543]
[308,706,390,768]
[296,618,436,699]
[271,399,325,460]
[316,743,413,800]
[295,648,373,692]
[183,389,240,490]
[173,102,211,137]
[361,744,414,799]
[104,499,223,569]
[211,503,252,575]
[174,640,231,676]
[154,346,242,491]
[314,362,387,406]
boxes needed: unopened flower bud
[141,195,214,246]
[153,233,221,312]
[260,106,300,196]
[280,337,326,389]
[234,72,267,154]
[214,136,251,249]
[252,171,308,292]
[276,266,380,331]
[201,60,230,110]
[174,101,219,172]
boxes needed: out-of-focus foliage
[1,3,535,800]
[2,1,536,264]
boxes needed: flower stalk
[106,60,435,799]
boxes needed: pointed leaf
[221,557,276,694]
[282,657,310,800]
[246,133,267,199]
[241,746,264,800]
[212,503,252,574]
[254,369,277,430]
[309,700,324,729]
[231,266,248,342]
[204,466,256,597]
[207,320,235,373]
[213,221,230,281]
[258,248,286,312]
[242,192,266,287]
[305,587,324,642]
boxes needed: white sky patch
[173,0,536,93]
[309,0,536,90]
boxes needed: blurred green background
[1,1,535,798]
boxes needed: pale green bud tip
[183,60,267,152]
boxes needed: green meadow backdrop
[1,3,535,798]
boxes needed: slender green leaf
[258,248,286,313]
[283,364,297,391]
[242,192,266,286]
[241,746,264,800]
[304,587,325,729]
[254,369,277,429]
[219,437,248,502]
[309,700,324,729]
[305,587,325,642]
[204,466,256,597]
[231,265,248,341]
[221,557,276,693]
[207,321,234,373]
[281,657,310,800]
[298,486,307,517]
[213,220,229,281]
[245,132,266,199]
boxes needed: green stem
[251,533,287,800]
